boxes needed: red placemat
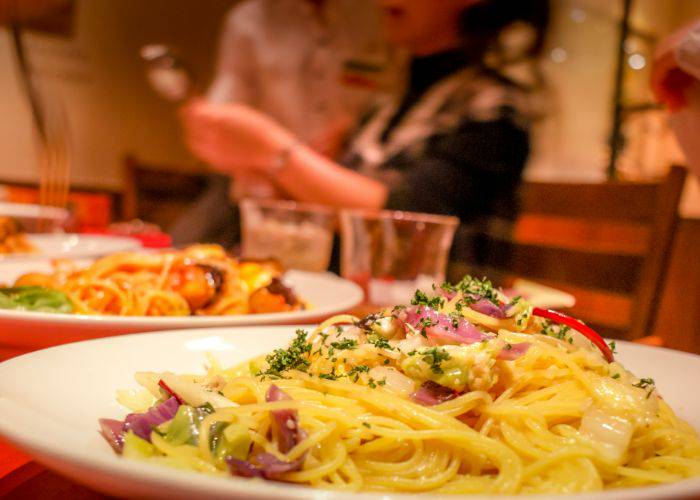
[0,438,30,479]
[0,439,109,498]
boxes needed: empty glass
[339,209,459,306]
[239,199,335,272]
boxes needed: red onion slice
[98,418,125,453]
[123,396,180,441]
[411,381,459,406]
[497,342,531,360]
[403,306,492,345]
[266,385,306,454]
[469,298,506,318]
[227,452,303,480]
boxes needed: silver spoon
[140,44,195,103]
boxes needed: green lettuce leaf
[0,286,73,314]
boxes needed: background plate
[0,268,363,358]
[0,233,141,261]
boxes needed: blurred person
[182,0,549,252]
[652,20,700,178]
[171,0,394,245]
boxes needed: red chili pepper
[532,307,614,362]
[158,379,184,404]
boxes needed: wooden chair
[122,155,209,229]
[462,165,687,340]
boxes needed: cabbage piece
[159,373,235,408]
[124,396,180,441]
[579,407,633,463]
[123,430,155,459]
[164,404,212,446]
[210,422,252,463]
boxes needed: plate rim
[0,233,142,261]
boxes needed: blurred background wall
[0,0,699,212]
[0,0,233,190]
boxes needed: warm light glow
[570,7,587,23]
[628,53,646,70]
[550,47,568,63]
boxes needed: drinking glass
[339,209,459,306]
[239,199,335,272]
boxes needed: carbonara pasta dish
[99,276,700,494]
[11,244,303,316]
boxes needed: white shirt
[207,0,395,147]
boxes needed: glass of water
[239,199,335,272]
[339,209,459,306]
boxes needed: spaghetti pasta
[100,276,700,494]
[13,244,303,316]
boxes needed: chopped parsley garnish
[383,358,390,365]
[505,343,513,350]
[419,316,436,328]
[258,329,312,377]
[540,321,572,341]
[362,422,371,428]
[612,373,620,379]
[633,377,655,389]
[348,365,370,376]
[608,341,617,354]
[411,290,444,309]
[368,378,377,389]
[328,338,358,356]
[456,276,500,305]
[319,364,370,383]
[367,334,393,350]
[420,347,451,374]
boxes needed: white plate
[0,201,69,230]
[0,329,698,499]
[0,268,363,357]
[0,233,142,261]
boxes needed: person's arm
[181,101,387,208]
[272,144,388,208]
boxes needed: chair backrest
[480,165,687,339]
[122,155,209,229]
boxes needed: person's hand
[180,100,294,175]
[651,21,700,111]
